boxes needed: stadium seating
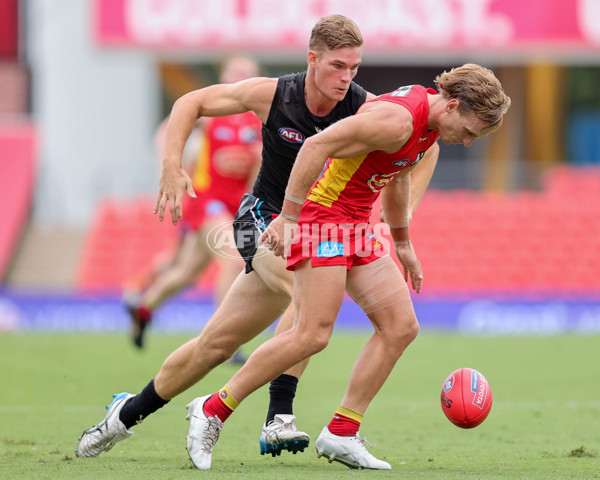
[77,166,600,294]
[378,166,600,294]
[77,196,223,292]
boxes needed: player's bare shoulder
[358,100,414,153]
[235,77,278,123]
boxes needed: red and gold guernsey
[191,112,262,213]
[306,85,439,223]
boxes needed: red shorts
[286,201,387,271]
[181,190,237,232]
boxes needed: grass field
[1,330,599,479]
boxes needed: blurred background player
[123,56,262,351]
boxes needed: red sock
[137,305,152,324]
[328,413,361,436]
[202,393,234,423]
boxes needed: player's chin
[331,89,348,100]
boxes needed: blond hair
[435,64,511,129]
[309,14,363,53]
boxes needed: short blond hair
[309,14,363,53]
[435,64,511,129]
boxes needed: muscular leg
[339,256,419,414]
[227,263,347,403]
[154,268,290,400]
[252,249,310,379]
[213,222,247,306]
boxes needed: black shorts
[233,193,280,273]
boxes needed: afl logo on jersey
[278,127,305,144]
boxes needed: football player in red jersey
[187,64,510,470]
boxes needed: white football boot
[315,426,391,470]
[75,392,135,457]
[259,414,310,456]
[185,395,223,470]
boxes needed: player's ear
[307,50,318,68]
[446,99,460,114]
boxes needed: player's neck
[304,72,338,117]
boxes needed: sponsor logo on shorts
[317,241,344,257]
[278,127,305,144]
[367,232,382,248]
[205,200,227,216]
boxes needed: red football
[440,368,493,429]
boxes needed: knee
[387,314,420,350]
[191,332,238,368]
[293,320,333,356]
[307,331,330,355]
[404,315,420,344]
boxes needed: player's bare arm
[379,143,439,224]
[381,172,423,293]
[154,78,277,224]
[408,142,439,220]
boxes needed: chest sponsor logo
[278,127,305,144]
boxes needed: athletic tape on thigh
[345,255,412,315]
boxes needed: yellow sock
[335,405,363,423]
[218,385,240,411]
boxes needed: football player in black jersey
[76,14,439,467]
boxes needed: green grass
[1,331,599,479]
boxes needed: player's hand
[153,164,196,225]
[394,242,423,293]
[259,216,297,258]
